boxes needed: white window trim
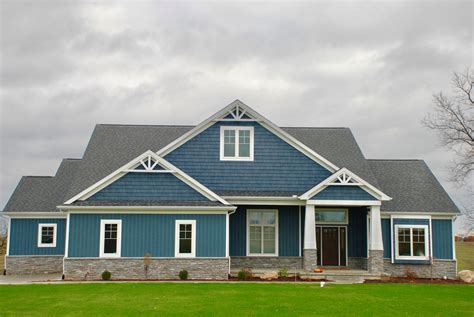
[246,209,279,256]
[37,223,57,248]
[315,208,349,225]
[394,224,430,261]
[220,126,254,161]
[175,220,196,258]
[99,219,122,258]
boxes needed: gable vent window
[220,126,254,161]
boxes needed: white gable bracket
[299,167,392,201]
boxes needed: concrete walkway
[0,274,63,285]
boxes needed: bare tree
[0,218,7,254]
[423,69,474,232]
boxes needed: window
[99,220,122,257]
[38,224,57,247]
[395,225,429,260]
[315,209,348,224]
[175,220,196,257]
[247,210,278,256]
[220,126,254,161]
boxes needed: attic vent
[328,172,362,186]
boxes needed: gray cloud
[0,0,472,231]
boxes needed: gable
[87,172,209,202]
[165,120,333,195]
[310,186,377,200]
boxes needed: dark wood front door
[322,227,339,266]
[316,226,347,266]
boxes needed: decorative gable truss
[221,103,255,121]
[63,150,231,206]
[299,168,392,202]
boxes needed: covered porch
[228,202,384,275]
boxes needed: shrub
[237,268,253,281]
[405,269,418,279]
[278,268,289,278]
[101,270,111,281]
[179,269,188,280]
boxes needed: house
[2,100,459,280]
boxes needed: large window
[99,220,122,257]
[247,210,278,256]
[37,224,57,247]
[395,225,429,260]
[220,126,254,161]
[175,220,196,257]
[315,209,348,224]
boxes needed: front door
[316,226,347,266]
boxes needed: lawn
[0,283,472,316]
[456,241,474,271]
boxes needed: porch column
[303,204,317,271]
[368,205,384,275]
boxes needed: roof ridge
[97,124,194,128]
[367,159,423,162]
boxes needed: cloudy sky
[0,1,472,231]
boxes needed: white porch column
[369,205,384,274]
[369,205,383,250]
[303,204,317,271]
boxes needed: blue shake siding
[88,173,209,202]
[9,218,66,255]
[68,214,226,258]
[311,186,377,200]
[165,121,332,194]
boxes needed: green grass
[0,283,472,316]
[456,241,474,271]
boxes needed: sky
[0,0,473,232]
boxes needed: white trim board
[2,212,67,218]
[300,167,391,201]
[64,150,231,206]
[306,200,381,206]
[156,100,339,172]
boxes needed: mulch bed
[365,277,466,284]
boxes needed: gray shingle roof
[3,124,459,214]
[4,158,80,212]
[368,159,460,213]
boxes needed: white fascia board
[3,212,67,218]
[64,150,230,206]
[156,100,339,173]
[300,167,391,201]
[306,200,381,206]
[382,211,456,217]
[57,205,236,213]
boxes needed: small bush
[101,270,111,281]
[278,268,289,278]
[179,269,188,280]
[405,269,418,279]
[237,268,253,281]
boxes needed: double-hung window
[247,210,278,256]
[99,220,122,258]
[395,224,429,260]
[37,224,57,247]
[175,220,196,257]
[220,126,254,161]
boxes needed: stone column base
[368,250,384,275]
[303,249,317,271]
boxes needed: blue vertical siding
[432,219,454,260]
[347,207,368,257]
[382,219,391,258]
[68,214,226,258]
[165,121,332,194]
[88,173,208,202]
[311,186,377,200]
[229,206,300,257]
[9,218,66,255]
